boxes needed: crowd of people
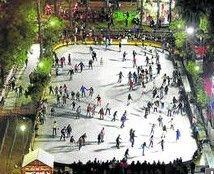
[33,34,199,174]
[54,158,196,174]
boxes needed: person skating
[80,85,87,97]
[96,95,101,106]
[89,46,93,54]
[78,61,85,72]
[86,104,92,117]
[120,111,127,128]
[145,56,149,66]
[78,136,83,150]
[62,94,67,105]
[158,138,165,151]
[74,64,78,73]
[68,68,74,80]
[129,79,134,91]
[141,142,147,156]
[124,148,129,160]
[118,41,121,52]
[162,125,167,138]
[169,118,174,130]
[100,127,105,142]
[71,91,75,100]
[71,101,76,110]
[130,130,136,147]
[150,124,155,135]
[127,93,133,106]
[117,71,124,83]
[133,72,138,85]
[116,135,121,149]
[88,59,93,69]
[60,126,66,141]
[52,120,57,137]
[81,133,87,146]
[56,94,60,106]
[157,115,163,127]
[149,135,154,148]
[98,107,104,119]
[176,129,181,141]
[70,135,75,143]
[122,51,127,61]
[111,111,117,121]
[91,104,96,117]
[88,87,94,97]
[133,56,137,68]
[68,54,71,65]
[66,124,72,138]
[157,63,161,74]
[92,51,97,61]
[105,103,111,115]
[97,132,102,144]
[76,106,81,119]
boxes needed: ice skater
[76,106,81,119]
[120,111,127,128]
[124,148,129,160]
[80,85,87,97]
[141,142,147,156]
[117,71,124,83]
[122,51,127,61]
[68,68,74,80]
[98,107,104,119]
[86,104,92,117]
[127,93,133,106]
[111,111,117,121]
[149,135,154,148]
[176,129,181,141]
[105,103,111,115]
[150,124,155,135]
[96,95,102,106]
[116,135,121,149]
[60,127,66,141]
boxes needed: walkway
[2,44,40,112]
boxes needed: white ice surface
[34,45,197,164]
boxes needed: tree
[0,0,37,85]
[175,0,206,25]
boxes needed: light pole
[20,124,26,156]
[185,26,195,55]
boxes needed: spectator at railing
[54,157,190,174]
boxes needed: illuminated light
[186,26,194,35]
[38,62,44,68]
[20,125,26,132]
[194,65,200,71]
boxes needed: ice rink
[34,45,197,164]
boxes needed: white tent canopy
[22,148,54,168]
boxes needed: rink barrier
[53,40,162,51]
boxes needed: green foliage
[43,16,65,53]
[186,61,200,76]
[47,16,65,30]
[37,58,53,75]
[196,88,209,108]
[199,15,209,33]
[170,18,186,32]
[0,0,37,71]
[174,31,186,48]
